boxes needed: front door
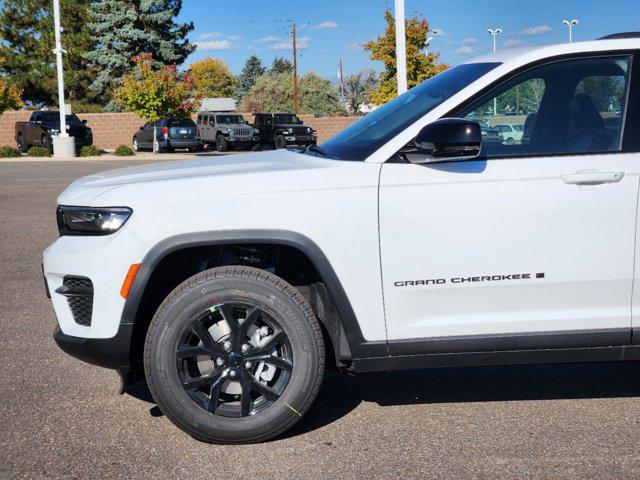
[379,54,638,351]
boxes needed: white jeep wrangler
[44,35,640,443]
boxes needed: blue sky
[178,0,640,78]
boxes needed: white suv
[44,35,640,444]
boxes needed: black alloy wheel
[176,302,293,418]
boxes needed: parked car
[494,123,524,142]
[251,113,317,149]
[475,119,504,144]
[132,118,202,153]
[44,34,640,445]
[15,111,93,153]
[196,112,258,152]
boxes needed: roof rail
[598,32,640,40]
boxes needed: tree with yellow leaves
[189,57,239,99]
[0,79,23,113]
[364,9,449,105]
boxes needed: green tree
[364,9,448,104]
[236,55,266,100]
[239,71,342,115]
[189,57,238,99]
[0,0,99,108]
[0,79,23,113]
[115,54,199,152]
[86,0,195,99]
[344,68,378,114]
[270,56,293,74]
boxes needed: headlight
[221,128,229,134]
[307,127,312,133]
[56,205,132,236]
[287,128,293,134]
[50,129,60,135]
[253,128,260,134]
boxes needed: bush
[79,145,101,157]
[27,146,52,157]
[114,144,135,156]
[0,146,21,158]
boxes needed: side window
[458,56,631,158]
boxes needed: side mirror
[81,119,88,125]
[404,118,482,164]
[139,126,144,130]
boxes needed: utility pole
[394,0,407,95]
[292,22,298,114]
[52,0,75,157]
[339,58,344,100]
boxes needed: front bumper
[54,323,133,370]
[225,135,259,146]
[285,135,316,146]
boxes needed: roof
[465,37,640,66]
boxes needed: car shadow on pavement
[125,361,640,439]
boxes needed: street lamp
[487,28,502,53]
[52,0,75,157]
[562,19,579,43]
[487,28,502,116]
[425,36,433,56]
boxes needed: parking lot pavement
[0,148,242,162]
[2,159,640,479]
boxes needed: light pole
[487,28,502,53]
[487,28,502,116]
[562,19,579,43]
[394,0,407,95]
[425,36,433,56]
[52,0,75,157]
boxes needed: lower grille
[56,276,94,326]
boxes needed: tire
[144,266,325,444]
[41,134,52,152]
[17,133,27,153]
[275,135,287,149]
[215,134,227,152]
[154,140,164,153]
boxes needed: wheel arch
[122,230,385,373]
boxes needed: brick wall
[0,110,359,150]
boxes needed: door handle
[561,170,624,185]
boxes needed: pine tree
[270,57,293,74]
[0,0,99,108]
[236,55,266,100]
[85,0,195,98]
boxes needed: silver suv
[196,112,259,152]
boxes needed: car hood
[58,150,329,204]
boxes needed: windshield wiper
[304,145,327,157]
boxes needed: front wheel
[215,134,227,152]
[274,135,287,149]
[144,266,325,444]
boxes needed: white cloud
[503,38,524,48]
[257,35,280,43]
[195,39,233,51]
[197,32,223,40]
[431,28,445,36]
[520,25,551,35]
[346,41,362,51]
[227,35,242,41]
[462,37,479,45]
[455,45,476,55]
[311,21,338,30]
[271,35,309,50]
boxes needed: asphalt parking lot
[2,158,640,479]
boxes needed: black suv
[252,113,317,149]
[132,118,202,153]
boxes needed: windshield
[40,113,83,126]
[319,62,500,161]
[216,115,245,125]
[274,114,301,124]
